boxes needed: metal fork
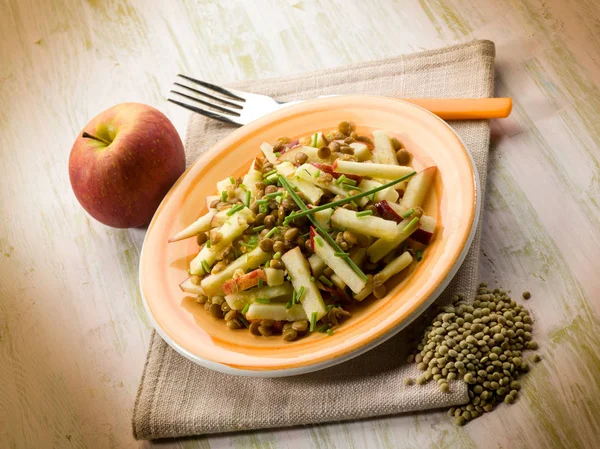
[168,74,304,126]
[168,74,512,125]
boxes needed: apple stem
[82,131,111,146]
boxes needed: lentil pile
[407,283,540,425]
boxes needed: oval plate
[139,95,479,377]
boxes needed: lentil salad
[172,122,438,341]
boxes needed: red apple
[69,103,185,228]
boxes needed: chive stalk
[264,226,279,239]
[226,204,244,216]
[356,210,373,217]
[319,275,333,287]
[238,316,250,328]
[402,208,414,218]
[310,312,317,332]
[403,216,419,233]
[242,303,250,315]
[255,297,270,304]
[244,190,251,207]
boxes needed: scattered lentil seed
[522,291,531,300]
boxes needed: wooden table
[2,0,599,448]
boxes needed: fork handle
[401,98,512,120]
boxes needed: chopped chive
[297,286,305,301]
[403,216,419,233]
[285,301,293,309]
[253,225,265,233]
[279,172,417,221]
[311,133,318,148]
[314,169,321,178]
[264,226,279,239]
[256,199,268,204]
[200,260,210,274]
[238,316,250,328]
[255,297,270,304]
[292,290,297,304]
[335,175,346,185]
[334,252,349,258]
[402,208,415,218]
[246,254,249,263]
[356,210,373,217]
[265,260,270,268]
[263,169,277,178]
[273,252,282,259]
[326,304,336,311]
[264,191,283,199]
[244,190,251,207]
[341,177,357,186]
[229,176,235,184]
[240,184,247,190]
[314,236,324,247]
[206,239,211,248]
[310,312,318,332]
[259,203,269,214]
[319,275,333,287]
[327,329,334,336]
[342,183,359,191]
[242,303,250,315]
[310,276,316,282]
[226,204,244,216]
[266,174,278,184]
[317,324,330,333]
[416,250,423,261]
[221,191,227,202]
[274,152,281,157]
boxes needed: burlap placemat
[133,39,495,440]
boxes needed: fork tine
[173,82,243,110]
[177,74,247,102]
[167,99,240,125]
[169,90,241,116]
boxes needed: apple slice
[201,247,271,296]
[296,164,368,206]
[242,159,262,197]
[313,209,333,230]
[372,130,398,165]
[354,251,413,301]
[312,233,366,294]
[224,283,293,310]
[169,209,217,242]
[222,269,267,296]
[358,179,399,204]
[209,210,230,227]
[330,273,346,290]
[179,277,205,295]
[265,267,285,286]
[367,218,420,262]
[260,142,278,164]
[330,207,398,240]
[190,208,253,274]
[400,166,437,208]
[276,161,323,205]
[246,303,307,322]
[349,142,372,161]
[375,200,437,244]
[333,160,413,180]
[308,253,326,277]
[281,247,327,320]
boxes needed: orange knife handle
[402,98,512,120]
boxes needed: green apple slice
[260,142,278,164]
[330,207,398,240]
[308,253,326,277]
[224,282,293,310]
[169,209,217,242]
[242,159,262,197]
[201,247,271,296]
[281,247,327,320]
[179,277,205,295]
[400,166,437,209]
[277,145,334,165]
[333,160,412,179]
[246,303,307,322]
[372,130,398,165]
[312,234,366,294]
[265,267,285,286]
[367,218,419,262]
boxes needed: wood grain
[1,0,599,448]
